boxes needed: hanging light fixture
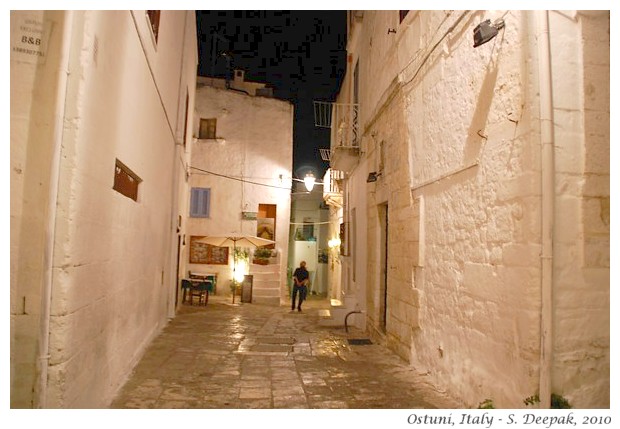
[303,172,316,192]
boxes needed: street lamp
[292,172,324,193]
[303,172,316,192]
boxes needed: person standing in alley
[291,260,309,312]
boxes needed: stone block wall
[347,10,609,408]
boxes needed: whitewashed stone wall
[189,81,293,302]
[343,10,609,408]
[10,10,197,407]
[10,10,66,408]
[549,11,610,408]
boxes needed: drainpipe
[536,10,555,410]
[37,10,73,408]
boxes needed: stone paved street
[110,295,461,411]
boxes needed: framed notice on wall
[189,236,229,265]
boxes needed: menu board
[241,275,253,303]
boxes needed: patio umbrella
[196,234,275,249]
[195,234,275,303]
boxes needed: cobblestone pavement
[110,295,461,410]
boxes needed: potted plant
[233,247,249,265]
[253,247,272,265]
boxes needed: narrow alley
[110,296,461,409]
[11,10,610,410]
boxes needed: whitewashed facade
[330,10,609,408]
[188,75,294,305]
[10,10,198,407]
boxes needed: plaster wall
[10,10,197,408]
[171,14,199,312]
[326,204,344,302]
[340,157,370,331]
[347,10,609,408]
[10,10,67,408]
[190,83,293,300]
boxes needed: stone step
[249,264,280,274]
[250,270,280,280]
[318,309,331,319]
[252,287,280,298]
[252,296,280,306]
[252,277,280,288]
[318,297,362,327]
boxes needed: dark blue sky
[196,10,347,179]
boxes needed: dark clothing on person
[293,266,309,284]
[291,283,308,312]
[292,266,309,311]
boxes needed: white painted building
[188,74,294,305]
[10,10,198,408]
[327,10,609,408]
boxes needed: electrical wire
[402,10,472,88]
[190,166,291,190]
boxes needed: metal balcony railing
[313,102,360,150]
[323,168,345,197]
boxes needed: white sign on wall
[11,13,53,65]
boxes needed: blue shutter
[190,188,200,217]
[200,188,210,218]
[190,187,211,218]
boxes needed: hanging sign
[242,211,258,220]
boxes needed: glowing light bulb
[303,173,316,192]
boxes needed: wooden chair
[189,272,217,296]
[189,281,211,306]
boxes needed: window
[302,218,314,240]
[399,11,409,23]
[113,159,141,201]
[146,11,161,43]
[199,118,217,139]
[190,187,211,218]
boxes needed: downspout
[536,10,555,410]
[37,10,74,408]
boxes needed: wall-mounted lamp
[366,171,381,183]
[473,19,505,48]
[328,237,341,249]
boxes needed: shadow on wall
[463,47,500,165]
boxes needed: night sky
[195,10,347,180]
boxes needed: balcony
[322,168,344,208]
[314,101,360,173]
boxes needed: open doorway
[378,203,388,332]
